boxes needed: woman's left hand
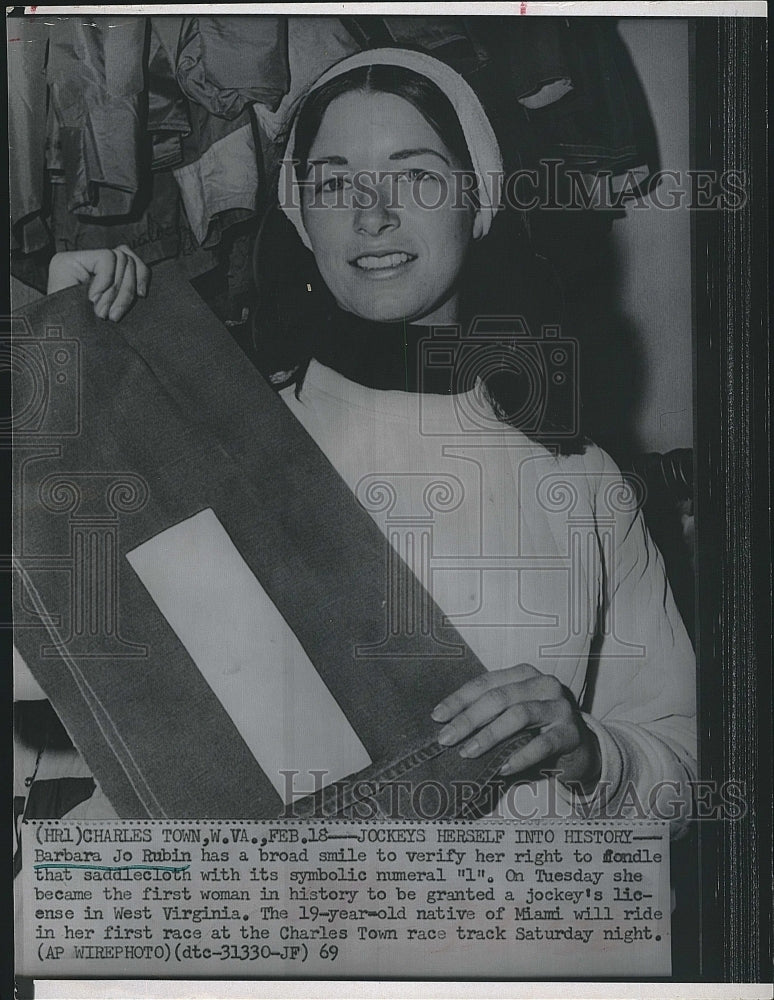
[431,662,602,792]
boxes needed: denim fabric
[13,263,530,819]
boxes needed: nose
[353,180,399,238]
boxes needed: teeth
[355,253,413,270]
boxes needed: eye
[313,174,352,195]
[397,168,434,182]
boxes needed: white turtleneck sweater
[279,359,697,831]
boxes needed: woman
[46,49,696,829]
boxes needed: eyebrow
[307,155,348,166]
[307,148,451,168]
[389,148,451,166]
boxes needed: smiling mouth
[350,252,417,272]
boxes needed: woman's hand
[431,662,602,792]
[47,246,151,322]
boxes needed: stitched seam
[297,729,540,818]
[309,736,444,815]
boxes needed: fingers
[457,699,549,757]
[431,664,584,777]
[499,729,570,776]
[92,247,128,320]
[47,247,151,313]
[431,663,538,723]
[134,251,151,298]
[437,673,564,749]
[89,246,151,322]
[107,255,135,322]
[47,249,109,295]
[88,249,124,308]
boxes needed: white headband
[278,47,504,250]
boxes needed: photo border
[691,13,771,984]
[3,6,771,997]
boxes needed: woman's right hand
[47,246,151,322]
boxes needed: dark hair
[249,63,585,455]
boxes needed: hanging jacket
[171,15,288,119]
[46,15,149,217]
[12,15,289,243]
[153,15,289,246]
[8,18,51,254]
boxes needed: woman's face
[301,90,481,325]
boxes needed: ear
[472,210,485,241]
